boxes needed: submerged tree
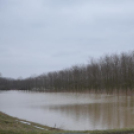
[0,51,134,95]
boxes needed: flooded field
[0,90,134,130]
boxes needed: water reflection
[46,99,134,130]
[0,90,134,130]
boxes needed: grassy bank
[0,111,134,134]
[0,111,61,134]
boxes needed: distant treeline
[0,51,134,94]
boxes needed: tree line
[0,51,134,94]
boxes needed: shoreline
[1,111,134,134]
[0,111,62,134]
[1,89,134,96]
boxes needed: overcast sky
[0,0,134,78]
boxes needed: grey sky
[0,0,134,78]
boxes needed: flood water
[0,90,134,130]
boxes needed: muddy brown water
[0,90,134,130]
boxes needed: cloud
[0,0,134,78]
